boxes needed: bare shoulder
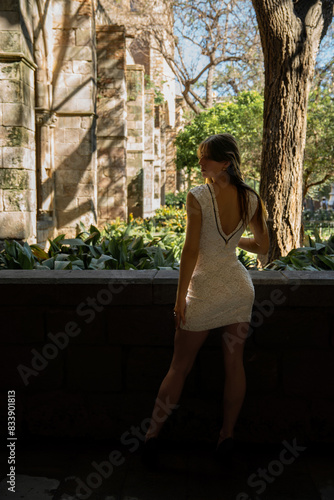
[187,190,201,205]
[187,190,201,217]
[187,184,208,210]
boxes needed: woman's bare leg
[218,321,249,445]
[145,326,209,441]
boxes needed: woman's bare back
[211,184,242,236]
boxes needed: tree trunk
[251,0,334,265]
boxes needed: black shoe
[214,437,234,465]
[141,437,159,468]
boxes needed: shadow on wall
[127,168,143,219]
[54,126,97,229]
[35,0,98,232]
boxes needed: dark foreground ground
[0,437,333,500]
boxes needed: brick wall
[0,270,333,445]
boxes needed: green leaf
[84,232,100,245]
[61,238,88,247]
[53,234,66,243]
[153,246,165,267]
[317,255,334,270]
[70,259,85,268]
[5,240,18,259]
[55,254,71,261]
[290,256,305,269]
[17,252,34,269]
[30,244,49,261]
[35,264,51,270]
[42,258,55,269]
[54,260,72,270]
[124,262,138,270]
[23,242,34,258]
[48,238,61,256]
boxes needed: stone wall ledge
[0,269,333,285]
[0,51,37,70]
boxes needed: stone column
[35,111,57,245]
[52,0,97,238]
[33,0,57,246]
[160,104,167,207]
[96,26,127,225]
[143,88,154,217]
[126,64,144,219]
[153,105,162,211]
[165,126,176,194]
[0,0,37,244]
[175,95,187,192]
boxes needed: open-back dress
[179,183,259,332]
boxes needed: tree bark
[251,0,334,265]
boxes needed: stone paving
[0,437,333,500]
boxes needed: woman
[142,133,269,465]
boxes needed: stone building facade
[0,0,181,247]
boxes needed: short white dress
[180,183,259,332]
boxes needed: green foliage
[237,249,257,269]
[264,234,334,271]
[302,209,334,222]
[0,240,36,270]
[175,91,263,185]
[304,87,334,197]
[175,86,333,195]
[302,210,334,244]
[0,206,256,271]
[0,211,186,271]
[165,191,187,208]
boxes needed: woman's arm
[176,191,202,300]
[238,203,270,255]
[175,252,198,302]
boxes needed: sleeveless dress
[179,183,259,332]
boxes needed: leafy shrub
[3,206,330,272]
[165,191,187,208]
[237,249,257,269]
[302,209,334,222]
[264,234,334,271]
[0,206,257,270]
[0,213,185,271]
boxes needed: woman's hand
[174,296,187,329]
